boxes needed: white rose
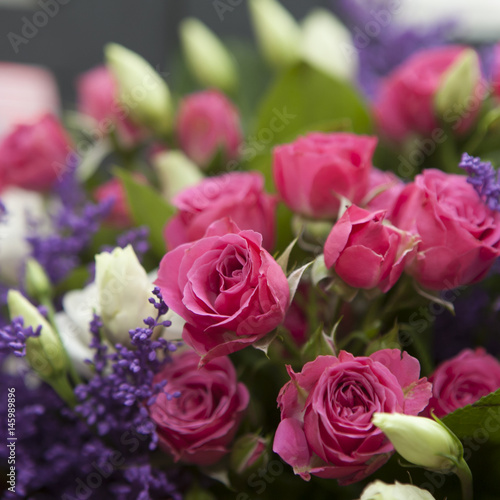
[359,480,436,500]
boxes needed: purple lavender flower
[0,316,41,362]
[459,152,500,211]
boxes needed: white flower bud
[359,480,436,500]
[105,43,172,135]
[179,18,238,92]
[372,412,462,472]
[248,0,301,68]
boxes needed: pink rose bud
[164,172,277,251]
[230,434,269,475]
[155,218,290,363]
[176,90,242,168]
[427,348,500,418]
[149,350,249,465]
[324,205,418,293]
[273,132,377,219]
[0,114,72,192]
[364,168,405,214]
[391,169,500,290]
[76,65,143,147]
[273,349,432,484]
[374,46,482,143]
[94,175,145,228]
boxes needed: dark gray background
[0,0,331,105]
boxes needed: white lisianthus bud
[300,9,357,80]
[25,258,52,300]
[7,289,67,379]
[179,18,238,92]
[248,0,301,69]
[105,43,172,136]
[372,413,462,472]
[434,49,481,123]
[359,480,436,500]
[152,150,204,201]
[95,245,157,346]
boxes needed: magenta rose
[391,169,500,289]
[164,172,277,251]
[364,168,405,214]
[0,114,71,192]
[427,348,500,418]
[149,350,249,465]
[374,46,481,143]
[76,65,143,147]
[176,90,242,167]
[273,133,377,219]
[324,205,418,292]
[155,218,290,363]
[273,350,431,484]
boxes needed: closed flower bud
[7,289,67,379]
[372,413,462,472]
[230,434,269,475]
[105,43,172,136]
[300,9,357,80]
[179,18,238,92]
[248,0,301,68]
[152,150,204,200]
[434,48,482,127]
[25,258,52,300]
[359,480,436,500]
[95,245,157,346]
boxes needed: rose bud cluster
[164,172,277,251]
[149,350,249,465]
[273,349,431,484]
[427,348,500,417]
[155,218,290,363]
[0,114,72,192]
[176,89,242,168]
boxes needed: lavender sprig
[459,153,500,211]
[0,316,41,362]
[75,287,178,449]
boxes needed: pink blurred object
[0,63,60,137]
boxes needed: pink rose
[364,168,405,214]
[391,169,500,289]
[94,176,145,228]
[324,205,418,292]
[427,348,500,418]
[149,350,249,465]
[374,46,481,143]
[155,218,290,363]
[164,172,277,251]
[273,133,377,218]
[273,350,431,484]
[0,114,71,192]
[76,65,143,147]
[176,90,242,167]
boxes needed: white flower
[0,187,49,285]
[359,480,436,500]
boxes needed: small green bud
[105,43,172,135]
[7,290,67,379]
[25,258,52,300]
[152,150,204,200]
[179,18,238,92]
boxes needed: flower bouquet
[2,1,500,499]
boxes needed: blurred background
[1,0,500,104]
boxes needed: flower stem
[455,459,473,500]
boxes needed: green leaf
[301,324,335,362]
[276,237,298,274]
[114,168,175,257]
[442,388,500,442]
[248,61,372,190]
[288,261,314,304]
